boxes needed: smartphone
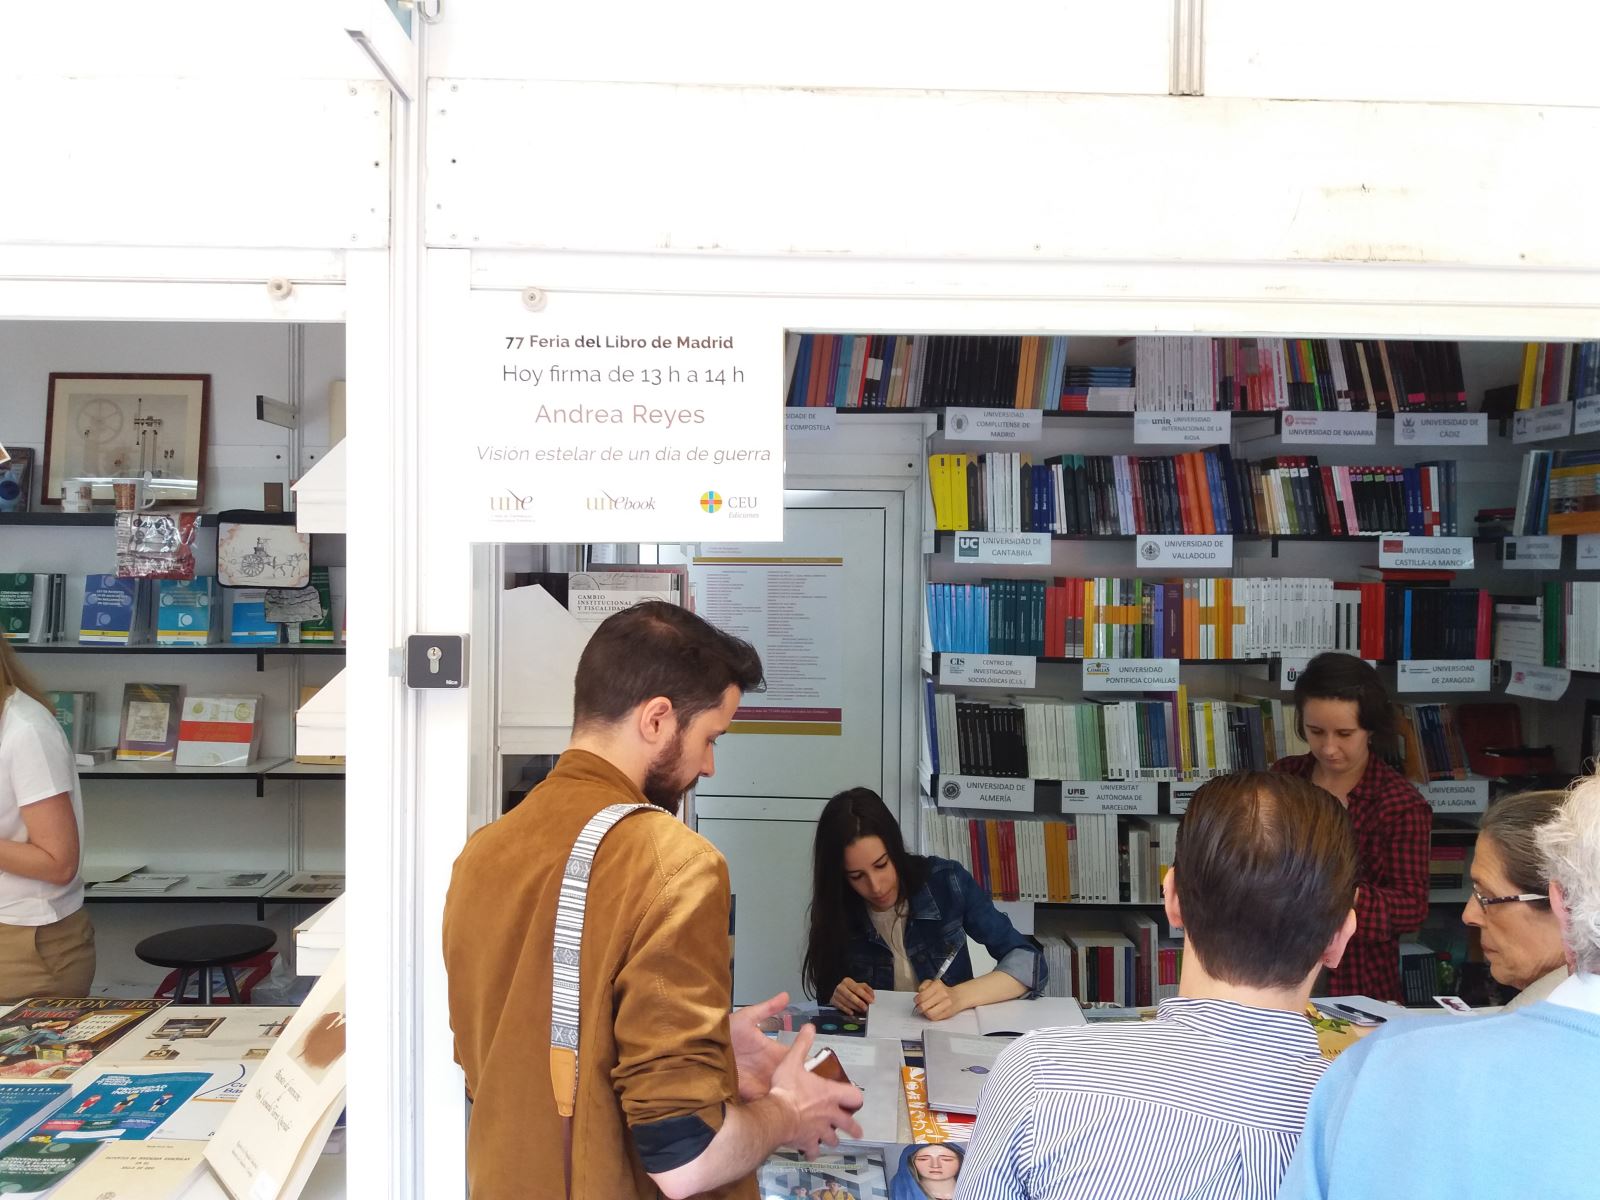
[803,1047,852,1087]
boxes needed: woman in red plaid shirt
[1273,652,1431,1004]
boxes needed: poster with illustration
[758,1147,887,1200]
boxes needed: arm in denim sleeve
[952,863,1047,996]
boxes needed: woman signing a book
[0,639,94,1002]
[1271,651,1430,1005]
[803,787,1045,1020]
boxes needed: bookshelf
[813,330,1600,1009]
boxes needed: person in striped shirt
[956,771,1358,1200]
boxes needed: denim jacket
[844,856,1046,995]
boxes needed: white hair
[1538,776,1600,975]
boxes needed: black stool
[135,924,277,1005]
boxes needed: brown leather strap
[563,1115,574,1200]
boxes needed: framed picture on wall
[41,373,210,506]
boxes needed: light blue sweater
[1279,1000,1600,1200]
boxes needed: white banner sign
[1395,659,1493,693]
[452,293,781,541]
[1279,411,1378,445]
[1134,411,1232,446]
[1059,780,1161,815]
[785,409,838,439]
[1393,413,1488,446]
[952,532,1052,565]
[1579,535,1600,570]
[936,775,1034,812]
[1135,534,1233,569]
[1279,655,1377,691]
[1504,536,1563,570]
[1576,394,1600,436]
[944,408,1044,443]
[1422,779,1490,813]
[1506,662,1571,701]
[1170,781,1202,815]
[1512,402,1574,444]
[1082,658,1181,691]
[1378,536,1475,570]
[938,653,1038,690]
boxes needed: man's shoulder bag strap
[550,801,663,1200]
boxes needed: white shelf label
[1393,413,1488,446]
[1506,662,1570,701]
[1513,402,1574,444]
[938,653,1038,690]
[952,532,1052,565]
[1378,536,1475,570]
[1576,394,1600,436]
[945,408,1043,443]
[1395,660,1492,693]
[1170,781,1203,815]
[1422,779,1490,813]
[936,775,1034,812]
[1280,655,1376,691]
[1578,535,1600,570]
[1134,411,1231,446]
[1280,411,1377,445]
[1082,658,1180,691]
[1059,780,1160,815]
[785,409,838,439]
[1504,536,1562,570]
[1135,534,1233,569]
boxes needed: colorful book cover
[0,574,33,643]
[115,684,182,763]
[34,1070,211,1141]
[174,695,261,767]
[46,692,95,754]
[298,567,335,642]
[0,1000,169,1081]
[227,589,278,644]
[154,577,216,646]
[0,1084,70,1150]
[80,576,143,645]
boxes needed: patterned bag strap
[550,801,659,1199]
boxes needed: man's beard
[641,726,694,814]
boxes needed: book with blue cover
[0,1084,70,1150]
[80,575,145,645]
[227,589,278,644]
[155,577,217,646]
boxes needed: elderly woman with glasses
[1463,789,1569,1008]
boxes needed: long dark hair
[802,787,929,1002]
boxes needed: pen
[927,946,961,987]
[1335,1003,1387,1024]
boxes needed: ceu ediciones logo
[700,491,723,513]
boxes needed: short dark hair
[1174,771,1357,988]
[1293,651,1397,755]
[572,601,763,730]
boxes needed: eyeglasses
[1470,885,1548,910]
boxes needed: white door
[667,491,903,1004]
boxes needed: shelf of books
[883,332,1600,1013]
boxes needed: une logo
[1139,539,1161,561]
[700,491,723,513]
[940,780,961,802]
[489,489,535,512]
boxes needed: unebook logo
[586,492,656,512]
